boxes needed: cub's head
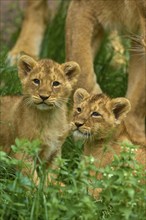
[72,88,131,140]
[17,55,80,110]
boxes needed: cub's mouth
[36,102,54,110]
[73,129,91,139]
[71,122,91,139]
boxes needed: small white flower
[90,157,95,163]
[108,174,113,178]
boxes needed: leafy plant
[0,140,145,220]
[96,142,146,220]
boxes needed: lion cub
[0,55,80,179]
[71,88,146,170]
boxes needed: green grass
[0,1,145,220]
[0,140,145,220]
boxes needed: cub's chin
[36,103,54,111]
[73,130,91,140]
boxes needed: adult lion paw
[6,49,38,66]
[6,50,22,66]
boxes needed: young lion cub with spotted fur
[71,88,146,172]
[0,55,80,180]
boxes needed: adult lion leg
[124,0,146,144]
[125,43,146,144]
[7,0,49,66]
[66,1,104,94]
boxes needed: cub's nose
[39,95,49,101]
[75,122,83,128]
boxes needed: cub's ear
[62,61,80,88]
[17,55,38,79]
[110,98,131,124]
[73,88,90,105]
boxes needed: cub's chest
[19,108,69,157]
[40,111,68,139]
[38,118,69,160]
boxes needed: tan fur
[66,0,146,92]
[72,88,146,189]
[0,55,80,180]
[66,0,146,145]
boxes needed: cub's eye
[52,81,60,87]
[91,112,102,117]
[77,107,81,113]
[33,79,40,85]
